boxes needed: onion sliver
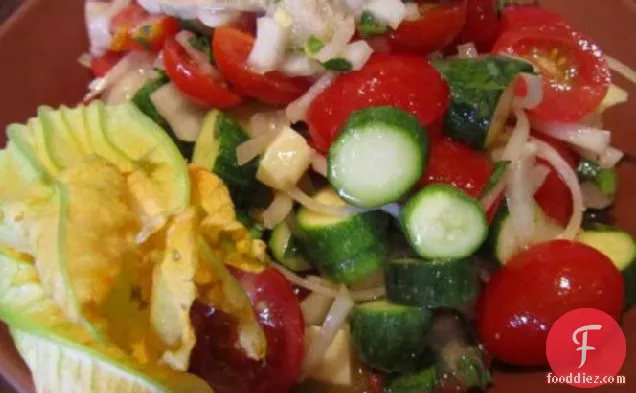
[314,17,356,63]
[287,188,351,216]
[606,55,636,86]
[532,139,584,240]
[246,16,289,72]
[310,151,328,177]
[505,144,538,246]
[302,287,354,378]
[263,191,294,229]
[286,72,336,123]
[529,163,551,195]
[532,120,611,155]
[581,181,613,210]
[175,30,219,77]
[501,106,531,162]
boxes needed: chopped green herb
[179,19,212,36]
[358,10,388,37]
[322,58,353,72]
[187,35,215,64]
[305,35,325,54]
[133,36,152,51]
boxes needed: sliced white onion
[280,54,323,77]
[599,84,629,112]
[581,181,613,210]
[247,16,290,73]
[150,83,207,142]
[501,106,531,162]
[287,188,351,216]
[532,120,611,155]
[505,143,539,247]
[236,128,281,165]
[237,111,288,164]
[529,163,551,195]
[364,0,406,29]
[302,286,354,379]
[137,0,199,19]
[272,264,340,297]
[301,292,335,326]
[342,0,368,12]
[175,30,219,77]
[85,51,155,101]
[606,55,636,86]
[262,191,294,229]
[532,139,584,240]
[341,40,374,71]
[286,72,336,123]
[314,17,356,63]
[457,43,478,59]
[154,51,166,70]
[77,53,92,69]
[86,0,131,56]
[514,73,543,109]
[599,146,624,169]
[197,8,240,27]
[103,68,156,105]
[310,150,328,177]
[403,3,421,21]
[480,172,508,212]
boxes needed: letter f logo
[572,324,602,368]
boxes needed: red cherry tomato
[90,51,123,77]
[492,25,610,122]
[477,240,624,366]
[190,268,304,393]
[532,133,579,227]
[453,0,499,52]
[421,138,493,198]
[163,36,242,108]
[213,26,310,106]
[388,0,467,54]
[499,5,568,34]
[109,3,179,52]
[307,53,450,153]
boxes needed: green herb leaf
[358,10,388,37]
[306,35,326,54]
[187,35,215,64]
[322,58,353,72]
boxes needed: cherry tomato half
[163,36,242,108]
[90,51,123,77]
[492,25,611,122]
[477,240,624,366]
[388,0,467,54]
[190,267,305,393]
[499,5,568,34]
[307,53,450,153]
[213,26,310,106]
[532,133,579,227]
[453,0,499,52]
[420,138,493,199]
[110,3,179,52]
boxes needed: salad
[0,1,635,393]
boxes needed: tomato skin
[90,51,123,77]
[213,27,310,106]
[307,53,450,153]
[189,268,304,393]
[453,0,499,52]
[163,36,242,108]
[477,240,624,366]
[109,3,179,52]
[388,0,467,54]
[492,25,611,122]
[420,138,493,198]
[499,5,568,34]
[532,133,579,227]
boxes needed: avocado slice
[59,105,93,155]
[83,100,134,170]
[38,106,86,168]
[7,121,59,176]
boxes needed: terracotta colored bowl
[0,0,635,392]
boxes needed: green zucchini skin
[433,56,534,149]
[318,242,389,284]
[385,364,439,393]
[385,258,479,310]
[269,222,311,272]
[577,224,636,308]
[349,301,433,373]
[132,73,195,160]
